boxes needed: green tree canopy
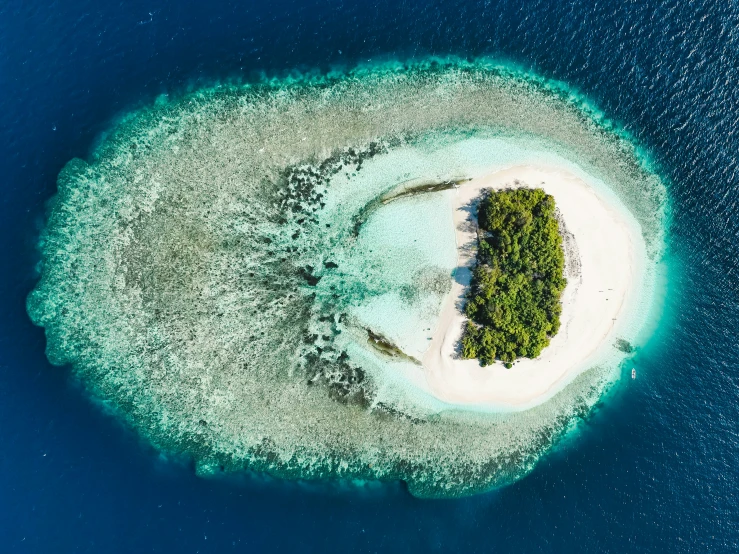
[462,188,566,367]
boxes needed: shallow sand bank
[413,166,641,410]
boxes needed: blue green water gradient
[26,61,667,498]
[2,0,736,550]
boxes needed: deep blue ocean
[2,0,739,551]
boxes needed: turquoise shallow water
[25,63,667,498]
[2,0,738,550]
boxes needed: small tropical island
[462,188,566,367]
[414,165,642,411]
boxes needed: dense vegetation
[461,188,566,367]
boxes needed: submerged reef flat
[28,60,667,497]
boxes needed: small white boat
[631,368,636,379]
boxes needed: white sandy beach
[414,166,641,410]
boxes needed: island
[416,166,639,411]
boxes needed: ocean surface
[2,0,738,551]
